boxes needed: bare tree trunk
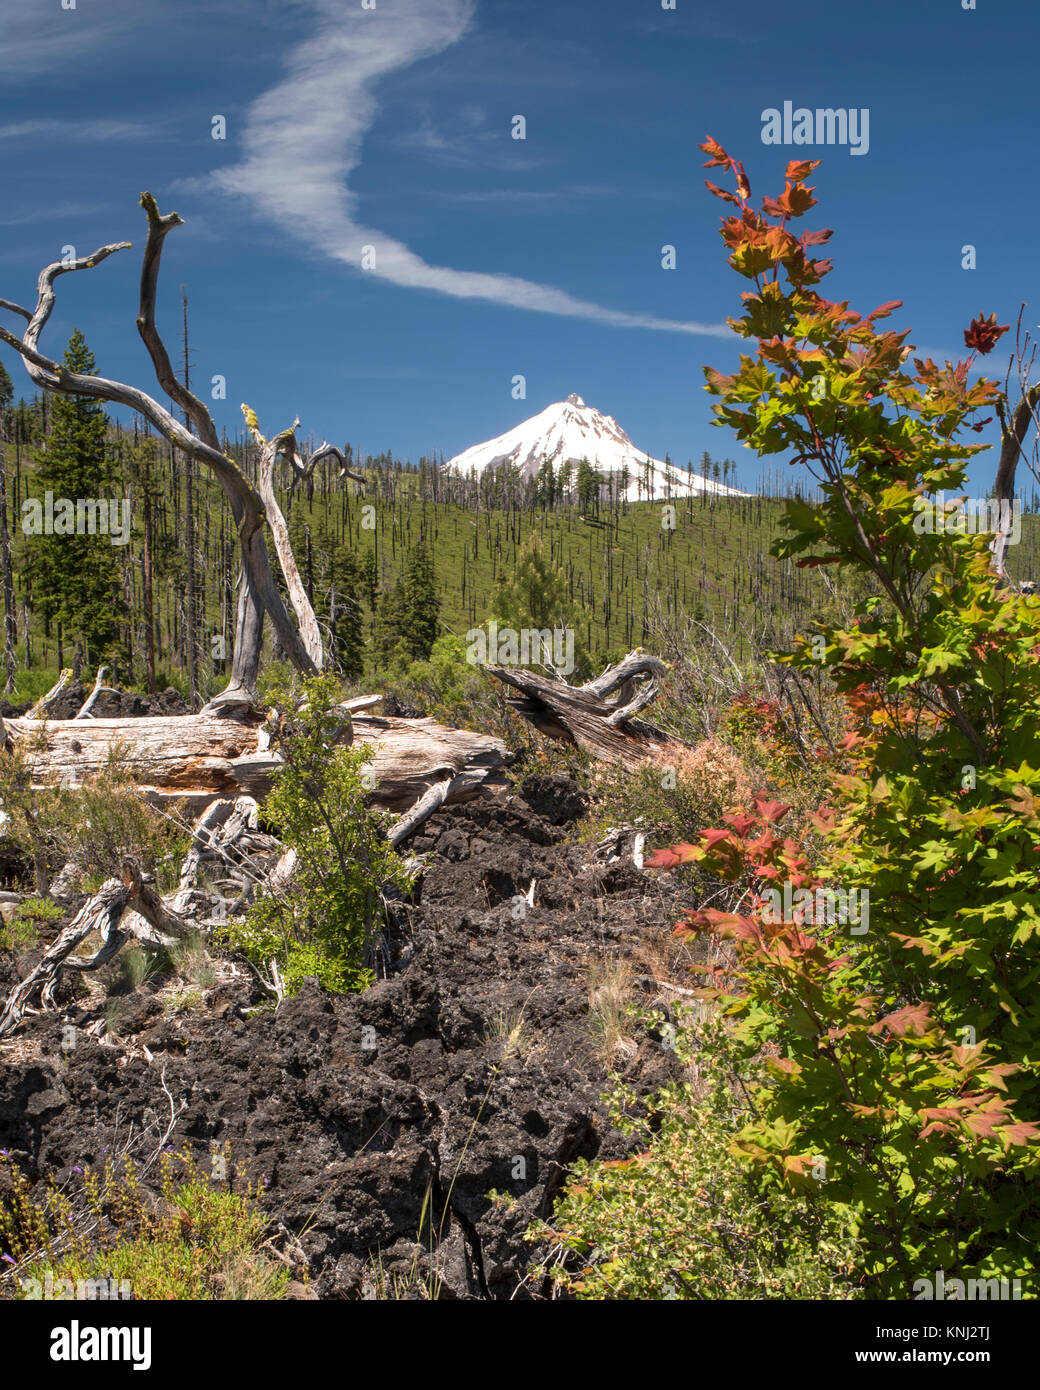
[181,287,199,708]
[140,450,157,695]
[0,195,322,709]
[992,382,1040,582]
[0,437,17,693]
[250,416,325,670]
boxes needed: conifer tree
[492,531,586,674]
[372,579,410,673]
[556,458,573,500]
[491,531,573,630]
[400,543,439,661]
[28,331,125,671]
[371,544,439,671]
[0,362,17,691]
[331,547,365,681]
[535,457,556,510]
[576,458,601,516]
[361,549,378,630]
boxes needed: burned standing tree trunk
[0,194,328,711]
[488,651,690,770]
[992,382,1040,584]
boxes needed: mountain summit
[443,395,745,500]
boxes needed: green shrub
[388,634,497,726]
[59,758,189,895]
[536,1012,858,1299]
[0,744,187,897]
[0,1149,288,1301]
[644,140,1040,1297]
[217,672,413,996]
[0,737,72,893]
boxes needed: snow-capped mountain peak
[443,396,745,500]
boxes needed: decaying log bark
[4,707,509,812]
[488,650,689,770]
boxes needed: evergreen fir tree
[332,547,365,681]
[400,543,439,661]
[371,543,439,671]
[492,531,573,629]
[576,458,601,516]
[371,579,411,673]
[361,548,378,620]
[492,531,587,674]
[535,457,556,509]
[557,458,573,500]
[28,330,125,670]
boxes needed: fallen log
[3,707,510,813]
[487,650,690,770]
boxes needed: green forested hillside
[1,343,1037,705]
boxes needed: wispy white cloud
[0,198,109,229]
[0,0,312,77]
[389,102,542,170]
[0,118,159,143]
[0,0,148,77]
[214,0,727,336]
[423,184,679,206]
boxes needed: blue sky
[0,0,1036,495]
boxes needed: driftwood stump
[488,651,690,770]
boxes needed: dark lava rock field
[0,774,694,1299]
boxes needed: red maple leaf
[876,1003,932,1038]
[963,312,1009,355]
[1001,1122,1040,1147]
[700,135,733,170]
[784,158,821,182]
[644,841,700,871]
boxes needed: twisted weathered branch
[0,864,192,1038]
[308,442,367,487]
[0,197,326,710]
[489,651,685,769]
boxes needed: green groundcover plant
[0,1149,288,1301]
[535,1011,858,1299]
[217,673,412,996]
[642,141,1040,1297]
